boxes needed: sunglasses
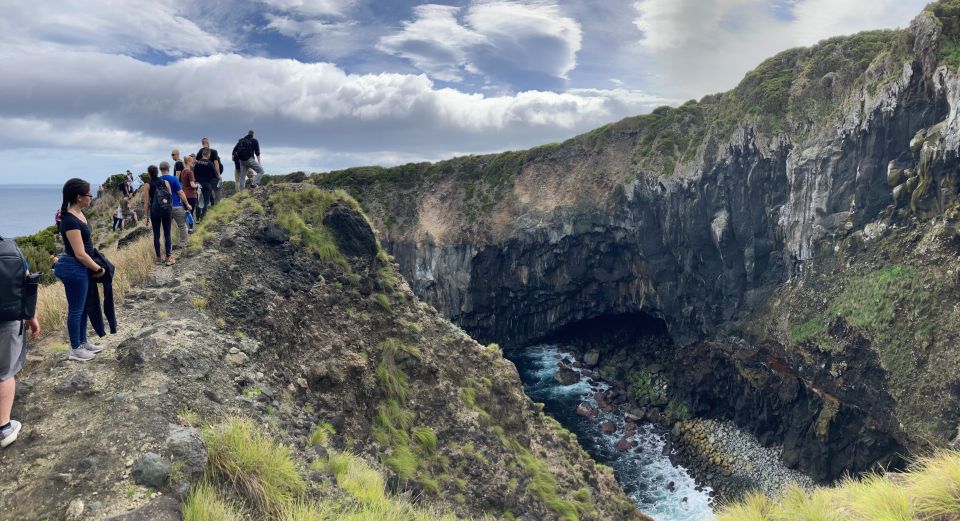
[81,194,93,198]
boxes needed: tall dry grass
[716,450,960,521]
[35,232,155,339]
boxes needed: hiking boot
[68,348,96,362]
[0,420,21,448]
[155,257,163,265]
[80,341,103,354]
[165,256,177,266]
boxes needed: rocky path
[0,257,231,520]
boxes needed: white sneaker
[81,342,103,354]
[68,348,96,362]
[0,420,21,448]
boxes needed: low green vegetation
[190,191,265,250]
[308,422,336,448]
[267,188,357,267]
[717,451,960,521]
[788,265,937,373]
[204,417,306,513]
[188,417,459,520]
[15,225,59,284]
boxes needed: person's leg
[248,158,265,187]
[188,198,199,228]
[161,209,173,258]
[55,258,89,349]
[199,184,212,220]
[172,206,187,247]
[235,162,245,191]
[151,209,162,259]
[0,378,13,426]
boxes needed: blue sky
[0,0,930,184]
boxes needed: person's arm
[143,189,150,224]
[65,229,104,275]
[24,316,40,338]
[214,160,221,178]
[178,189,192,211]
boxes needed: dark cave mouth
[534,312,674,353]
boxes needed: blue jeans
[54,255,88,349]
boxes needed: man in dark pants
[0,251,41,448]
[197,138,222,201]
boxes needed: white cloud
[264,14,361,59]
[377,5,486,82]
[0,47,666,164]
[378,1,582,88]
[631,0,928,97]
[0,0,230,57]
[259,0,355,17]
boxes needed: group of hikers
[0,131,266,448]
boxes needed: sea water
[507,344,715,521]
[0,184,101,237]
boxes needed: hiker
[197,138,223,201]
[193,148,219,221]
[159,161,192,255]
[143,165,175,265]
[112,204,124,231]
[120,196,138,227]
[121,170,134,199]
[171,149,184,176]
[0,235,41,447]
[233,130,265,190]
[178,155,199,232]
[54,178,106,362]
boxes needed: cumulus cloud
[631,0,927,97]
[378,1,582,89]
[0,0,230,57]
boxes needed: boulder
[554,366,579,385]
[322,204,378,259]
[583,349,600,367]
[54,370,95,394]
[132,452,170,489]
[576,403,598,418]
[600,421,617,434]
[164,427,207,476]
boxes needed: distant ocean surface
[0,184,97,238]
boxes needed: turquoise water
[0,184,100,237]
[507,344,715,521]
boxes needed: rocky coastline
[548,316,812,502]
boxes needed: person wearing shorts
[0,253,41,448]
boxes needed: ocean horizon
[0,183,99,238]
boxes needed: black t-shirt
[174,160,184,175]
[197,148,219,164]
[60,212,94,258]
[194,158,218,184]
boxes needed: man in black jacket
[193,148,220,221]
[234,130,265,189]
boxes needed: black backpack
[235,137,255,161]
[0,237,40,322]
[151,178,173,212]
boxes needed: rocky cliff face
[319,2,960,483]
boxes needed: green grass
[318,450,459,520]
[374,293,393,314]
[267,187,370,269]
[309,422,336,448]
[787,265,937,371]
[718,451,960,521]
[190,191,265,250]
[413,427,437,456]
[204,417,306,513]
[182,481,245,521]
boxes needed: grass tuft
[182,481,245,521]
[204,417,306,513]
